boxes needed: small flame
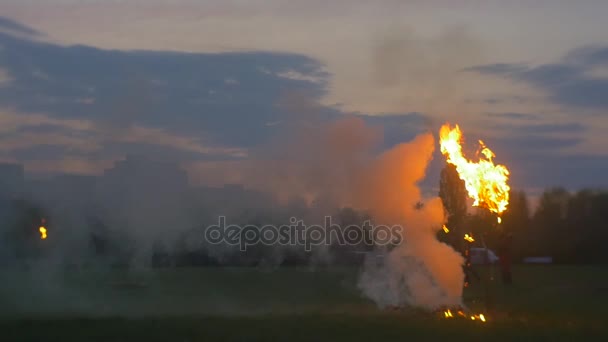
[470,314,487,322]
[441,308,486,323]
[439,124,510,222]
[464,233,475,243]
[39,226,47,240]
[442,225,450,233]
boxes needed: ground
[1,265,607,341]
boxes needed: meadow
[1,265,607,341]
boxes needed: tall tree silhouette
[501,190,530,260]
[439,164,468,250]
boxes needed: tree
[501,190,531,261]
[439,164,468,250]
[519,187,608,264]
[564,189,608,263]
[532,188,570,261]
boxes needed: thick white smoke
[237,118,465,310]
[352,132,465,310]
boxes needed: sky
[0,0,607,197]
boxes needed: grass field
[1,265,607,341]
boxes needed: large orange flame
[439,124,510,221]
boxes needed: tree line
[2,167,607,267]
[439,164,608,264]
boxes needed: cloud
[0,68,13,86]
[467,45,608,110]
[0,28,329,150]
[0,19,335,177]
[0,131,100,154]
[490,122,586,134]
[0,16,41,37]
[0,19,431,179]
[0,109,246,173]
[514,154,608,190]
[18,157,114,176]
[485,112,540,120]
[0,16,606,192]
[495,135,583,152]
[564,45,608,67]
[465,63,528,75]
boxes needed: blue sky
[0,0,606,196]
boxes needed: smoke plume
[354,133,464,310]
[238,117,465,310]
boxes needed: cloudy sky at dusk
[0,0,607,196]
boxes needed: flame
[439,124,510,221]
[470,313,487,322]
[464,233,475,243]
[442,225,450,233]
[39,226,47,240]
[441,308,486,323]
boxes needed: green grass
[1,265,607,341]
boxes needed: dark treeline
[2,161,607,268]
[6,185,607,267]
[439,164,608,264]
[0,158,383,269]
[516,188,608,263]
[0,190,374,269]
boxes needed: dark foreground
[1,265,607,341]
[4,313,606,342]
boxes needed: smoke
[1,112,465,315]
[231,116,465,310]
[353,133,465,310]
[244,115,381,205]
[341,24,488,128]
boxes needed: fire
[439,124,510,221]
[39,226,47,240]
[440,308,487,323]
[463,233,475,243]
[470,313,487,322]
